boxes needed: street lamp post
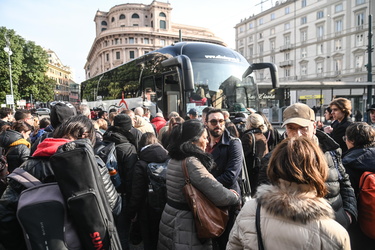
[4,33,14,110]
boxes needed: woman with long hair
[228,137,350,249]
[158,119,240,249]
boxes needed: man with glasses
[14,109,34,127]
[258,103,357,231]
[205,108,243,250]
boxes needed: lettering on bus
[204,55,240,62]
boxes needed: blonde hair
[246,113,267,133]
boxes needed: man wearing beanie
[102,114,138,249]
[257,103,357,231]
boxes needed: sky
[0,0,272,83]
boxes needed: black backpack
[8,168,81,250]
[147,159,169,212]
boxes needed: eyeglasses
[342,135,347,142]
[208,119,225,126]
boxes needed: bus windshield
[188,60,256,113]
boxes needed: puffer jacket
[258,129,357,228]
[151,116,167,133]
[342,146,375,195]
[227,180,350,250]
[0,130,30,172]
[158,157,240,250]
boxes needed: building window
[270,40,276,51]
[270,28,275,35]
[111,17,115,22]
[301,16,307,25]
[334,59,342,72]
[301,65,307,75]
[160,20,166,29]
[249,35,253,42]
[259,32,263,39]
[335,19,343,32]
[285,7,290,14]
[132,13,140,18]
[301,47,307,58]
[101,21,107,26]
[119,14,125,20]
[284,68,290,77]
[129,51,135,59]
[356,34,364,46]
[284,35,290,45]
[116,51,120,60]
[317,25,324,38]
[239,26,244,33]
[159,12,166,17]
[129,37,134,44]
[301,0,307,7]
[271,13,275,20]
[285,52,290,60]
[259,18,264,25]
[318,44,324,54]
[356,0,365,5]
[249,23,253,29]
[356,12,365,26]
[160,39,165,46]
[101,28,107,32]
[270,55,275,63]
[335,4,343,13]
[335,39,342,50]
[249,46,254,56]
[355,55,364,68]
[317,11,324,19]
[301,30,307,42]
[285,22,290,30]
[115,38,119,45]
[259,43,264,54]
[144,38,149,44]
[106,53,109,61]
[317,62,323,73]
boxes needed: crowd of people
[0,97,374,249]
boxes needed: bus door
[141,76,160,116]
[163,73,181,116]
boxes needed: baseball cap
[367,104,375,112]
[188,108,197,116]
[282,103,315,127]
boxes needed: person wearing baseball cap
[259,103,357,231]
[366,103,375,128]
[187,108,198,120]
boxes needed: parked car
[36,108,50,115]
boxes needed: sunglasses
[208,119,225,126]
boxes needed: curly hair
[345,122,375,148]
[330,97,352,117]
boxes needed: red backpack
[358,171,375,239]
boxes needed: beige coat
[227,180,351,250]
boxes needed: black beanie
[50,102,77,128]
[114,114,132,131]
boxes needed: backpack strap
[329,151,343,181]
[7,168,42,188]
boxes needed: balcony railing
[279,44,293,52]
[279,60,293,67]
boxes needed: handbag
[181,159,229,239]
[256,202,265,250]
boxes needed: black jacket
[258,129,357,228]
[128,143,169,219]
[0,130,30,173]
[342,146,375,195]
[103,127,138,195]
[331,117,352,154]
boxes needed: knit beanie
[50,102,77,129]
[114,114,132,131]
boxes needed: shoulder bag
[181,159,229,239]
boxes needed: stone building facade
[235,0,375,84]
[84,0,225,79]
